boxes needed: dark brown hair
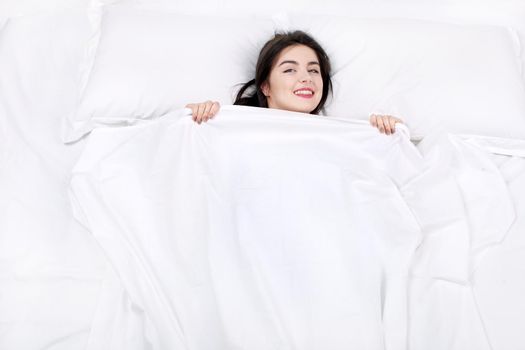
[234,30,332,115]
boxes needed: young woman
[186,30,403,135]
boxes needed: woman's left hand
[369,114,404,135]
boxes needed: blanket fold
[69,106,517,350]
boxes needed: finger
[389,116,397,133]
[369,114,378,127]
[376,116,386,134]
[383,116,392,135]
[196,103,207,124]
[209,102,220,119]
[185,104,197,121]
[203,101,214,122]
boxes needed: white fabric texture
[0,10,111,350]
[62,5,279,142]
[109,0,525,77]
[2,4,525,350]
[68,106,525,349]
[63,4,525,142]
[283,15,525,140]
[70,106,421,349]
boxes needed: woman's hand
[185,101,220,124]
[369,114,403,135]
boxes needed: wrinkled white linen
[2,4,525,349]
[0,10,109,350]
[403,132,519,350]
[70,106,422,349]
[69,105,524,349]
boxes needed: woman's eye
[283,68,319,73]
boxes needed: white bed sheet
[67,106,525,350]
[471,153,525,350]
[1,6,524,350]
[0,10,111,350]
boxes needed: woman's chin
[289,103,317,114]
[269,102,317,114]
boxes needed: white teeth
[294,90,313,95]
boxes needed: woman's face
[262,44,323,114]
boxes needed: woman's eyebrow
[278,60,320,66]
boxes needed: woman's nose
[300,73,313,83]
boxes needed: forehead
[275,44,319,64]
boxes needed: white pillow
[285,14,525,139]
[63,4,279,143]
[0,9,91,140]
[106,0,525,76]
[67,5,525,141]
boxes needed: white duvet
[68,106,524,350]
[2,5,525,350]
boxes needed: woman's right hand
[185,100,220,124]
[369,113,403,135]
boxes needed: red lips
[293,88,314,99]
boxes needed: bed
[1,1,525,349]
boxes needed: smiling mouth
[294,90,314,99]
